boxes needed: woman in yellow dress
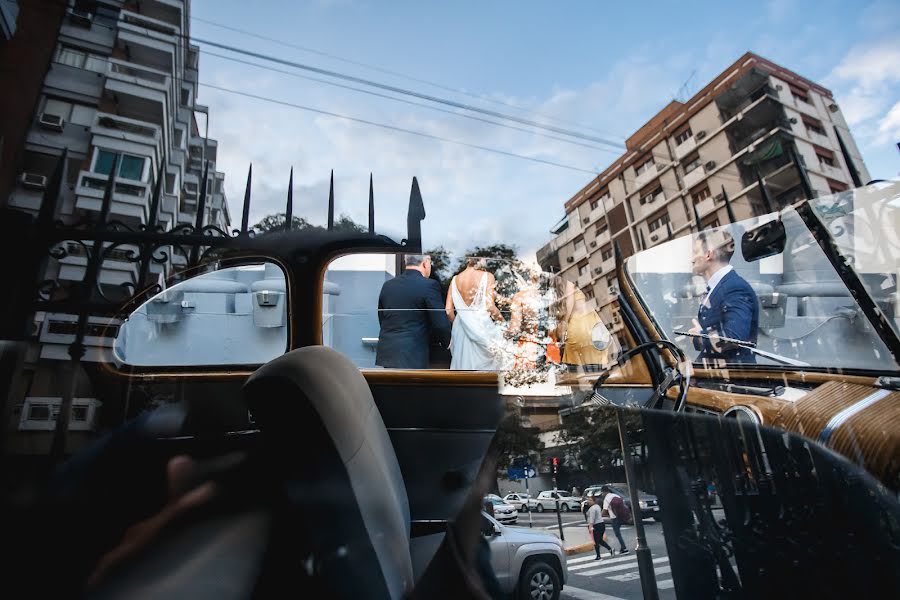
[555,278,617,367]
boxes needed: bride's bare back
[445,266,504,322]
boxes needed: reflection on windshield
[628,187,900,371]
[323,254,620,385]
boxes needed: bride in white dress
[445,258,506,370]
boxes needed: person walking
[586,495,614,560]
[600,485,629,554]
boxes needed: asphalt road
[559,520,675,600]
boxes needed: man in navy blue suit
[688,230,759,364]
[376,254,452,369]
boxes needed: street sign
[525,467,536,478]
[507,467,525,480]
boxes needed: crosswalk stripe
[569,555,637,570]
[560,584,628,600]
[576,556,669,577]
[607,565,672,582]
[657,578,675,590]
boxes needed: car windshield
[626,183,900,371]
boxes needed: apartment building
[2,1,229,450]
[537,52,870,343]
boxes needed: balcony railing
[674,136,697,160]
[572,246,588,262]
[594,230,611,247]
[696,196,716,217]
[577,272,592,289]
[634,163,661,189]
[120,9,179,36]
[683,165,707,189]
[75,171,151,223]
[107,58,169,88]
[19,397,101,432]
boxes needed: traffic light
[552,457,559,467]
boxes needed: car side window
[113,261,288,367]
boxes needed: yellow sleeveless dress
[561,290,610,365]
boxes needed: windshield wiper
[675,331,810,367]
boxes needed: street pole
[553,462,565,541]
[525,469,533,528]
[617,409,658,600]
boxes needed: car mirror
[492,524,502,536]
[741,219,786,262]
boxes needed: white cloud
[828,40,900,90]
[876,101,900,144]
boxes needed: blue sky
[192,0,900,260]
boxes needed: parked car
[581,483,661,521]
[484,496,519,523]
[503,493,536,512]
[482,511,568,600]
[532,490,580,512]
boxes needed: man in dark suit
[376,254,451,369]
[688,230,759,363]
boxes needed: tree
[456,243,521,306]
[252,213,366,234]
[490,410,544,470]
[556,405,644,474]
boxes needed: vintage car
[1,152,898,600]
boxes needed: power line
[201,50,625,154]
[190,14,630,142]
[198,82,603,175]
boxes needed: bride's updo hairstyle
[465,256,487,270]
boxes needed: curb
[565,542,595,556]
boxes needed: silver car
[483,512,568,600]
[485,496,519,523]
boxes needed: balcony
[75,170,151,224]
[674,136,697,160]
[588,204,605,223]
[577,272,592,289]
[585,297,599,312]
[634,163,661,189]
[38,313,120,362]
[119,9,179,40]
[791,95,820,118]
[18,397,102,432]
[695,196,717,217]
[683,164,707,189]
[92,112,162,152]
[601,258,616,274]
[55,241,139,287]
[816,161,845,180]
[594,230,611,248]
[107,58,169,90]
[572,246,588,262]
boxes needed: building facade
[2,0,229,452]
[537,52,870,344]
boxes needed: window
[804,117,826,136]
[790,84,810,104]
[55,45,105,73]
[828,180,848,194]
[639,186,662,205]
[635,157,655,176]
[583,288,595,300]
[648,211,670,233]
[573,238,586,254]
[590,199,598,210]
[674,127,693,145]
[92,149,147,181]
[601,245,613,262]
[683,152,702,174]
[595,221,608,234]
[692,186,712,203]
[578,262,589,277]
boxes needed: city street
[506,512,675,600]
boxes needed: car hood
[501,525,565,546]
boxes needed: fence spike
[327,169,334,231]
[38,148,68,231]
[755,168,775,214]
[406,176,425,250]
[241,164,252,235]
[189,160,210,264]
[285,167,293,231]
[368,173,375,234]
[721,185,737,224]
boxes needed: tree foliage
[424,245,452,283]
[556,405,644,472]
[252,213,367,234]
[490,410,544,470]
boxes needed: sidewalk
[544,520,595,555]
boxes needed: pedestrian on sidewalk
[600,485,629,554]
[586,495,613,560]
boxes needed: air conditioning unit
[650,233,659,242]
[775,84,783,91]
[714,192,725,201]
[608,285,617,295]
[589,241,597,248]
[705,161,717,170]
[828,103,839,113]
[613,314,621,323]
[566,256,575,263]
[594,267,603,274]
[582,217,590,224]
[67,8,93,26]
[789,117,798,124]
[19,173,47,190]
[695,130,707,140]
[38,113,65,131]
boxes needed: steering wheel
[589,339,691,411]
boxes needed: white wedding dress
[450,273,501,370]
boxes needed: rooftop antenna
[675,69,697,102]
